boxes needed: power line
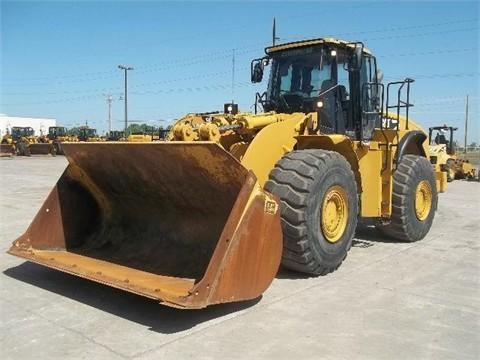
[2,69,240,96]
[2,17,477,84]
[384,72,479,81]
[3,73,477,105]
[1,81,254,106]
[378,47,478,58]
[3,45,478,96]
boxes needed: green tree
[125,123,158,135]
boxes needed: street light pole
[118,65,133,135]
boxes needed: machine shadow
[354,224,403,244]
[3,226,407,330]
[3,262,261,334]
[276,224,405,280]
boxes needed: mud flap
[8,142,282,308]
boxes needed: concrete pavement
[0,155,478,359]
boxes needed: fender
[395,130,427,165]
[241,115,305,187]
[296,134,362,193]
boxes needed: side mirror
[251,57,269,83]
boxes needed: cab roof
[265,38,373,56]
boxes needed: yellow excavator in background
[429,125,476,181]
[8,37,444,309]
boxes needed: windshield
[268,46,333,104]
[49,127,67,136]
[12,127,34,138]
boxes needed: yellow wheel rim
[321,185,348,243]
[415,180,432,221]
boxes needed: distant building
[0,114,56,137]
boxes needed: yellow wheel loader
[77,126,102,142]
[3,126,53,155]
[428,125,476,181]
[8,38,444,309]
[0,130,15,156]
[1,127,31,156]
[106,130,125,141]
[2,126,49,156]
[48,126,72,155]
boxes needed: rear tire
[265,149,358,275]
[380,155,437,242]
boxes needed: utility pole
[118,65,134,135]
[464,94,469,154]
[104,94,113,133]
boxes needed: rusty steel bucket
[8,142,282,309]
[0,144,14,156]
[29,143,53,155]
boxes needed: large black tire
[53,141,65,155]
[264,149,358,275]
[16,141,31,157]
[380,155,437,242]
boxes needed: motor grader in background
[428,125,476,181]
[1,126,52,156]
[8,38,444,309]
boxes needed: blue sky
[1,1,479,143]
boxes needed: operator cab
[11,126,35,140]
[78,127,98,141]
[252,38,383,142]
[429,125,458,155]
[48,126,67,140]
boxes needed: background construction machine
[77,126,102,142]
[429,125,476,181]
[8,38,443,309]
[127,131,153,142]
[1,126,51,156]
[47,126,73,155]
[0,129,15,155]
[106,130,125,141]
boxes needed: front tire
[265,150,358,275]
[380,155,437,242]
[16,141,31,156]
[445,158,455,182]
